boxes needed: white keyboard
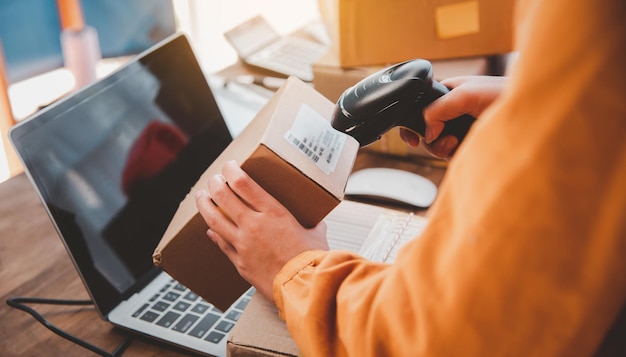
[245,36,327,82]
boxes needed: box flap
[227,294,299,357]
[153,213,249,311]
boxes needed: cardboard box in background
[153,77,360,311]
[313,50,489,160]
[318,0,515,67]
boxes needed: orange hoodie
[273,0,626,355]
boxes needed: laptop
[9,33,253,357]
[224,15,327,82]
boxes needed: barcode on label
[287,133,320,163]
[284,103,348,174]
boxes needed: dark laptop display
[10,34,233,317]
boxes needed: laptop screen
[10,34,233,316]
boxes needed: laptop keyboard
[132,278,254,344]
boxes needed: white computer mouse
[345,167,438,208]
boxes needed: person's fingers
[220,160,282,212]
[195,188,238,238]
[423,135,459,160]
[400,127,457,160]
[205,228,239,264]
[439,76,475,89]
[207,171,256,225]
[399,128,421,147]
[423,91,474,143]
[423,114,447,143]
[424,76,497,143]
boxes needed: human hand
[400,75,507,159]
[195,160,329,304]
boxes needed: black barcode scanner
[331,59,476,147]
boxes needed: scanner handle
[402,80,476,143]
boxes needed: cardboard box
[318,0,515,67]
[312,49,385,105]
[313,50,488,161]
[153,77,360,311]
[227,294,300,357]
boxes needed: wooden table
[0,150,445,356]
[0,173,196,356]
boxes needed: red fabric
[121,121,187,195]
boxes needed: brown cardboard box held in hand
[153,77,360,311]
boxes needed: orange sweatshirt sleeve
[272,0,626,356]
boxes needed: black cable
[6,297,133,357]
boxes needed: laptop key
[140,311,160,323]
[152,301,170,312]
[163,291,181,302]
[235,297,250,310]
[156,311,181,328]
[132,303,149,318]
[173,283,187,292]
[172,314,200,333]
[225,310,241,321]
[183,291,199,302]
[205,331,226,344]
[173,301,191,312]
[191,303,210,314]
[215,320,234,333]
[188,313,220,338]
